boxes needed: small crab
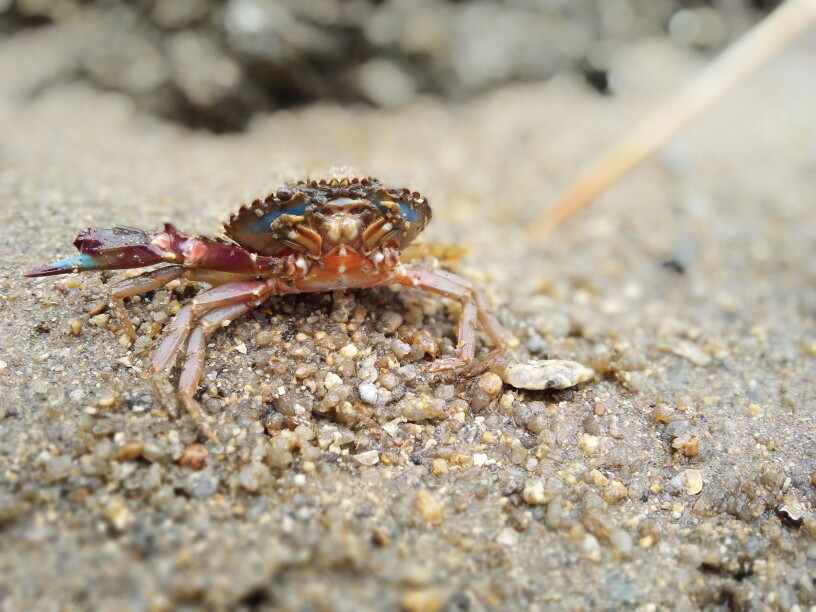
[24,177,506,441]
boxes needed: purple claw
[23,226,171,278]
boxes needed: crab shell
[224,177,432,258]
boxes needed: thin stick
[526,0,816,240]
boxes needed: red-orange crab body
[24,177,505,441]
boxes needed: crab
[24,177,506,441]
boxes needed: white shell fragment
[502,359,595,391]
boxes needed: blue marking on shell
[399,202,419,223]
[248,203,308,233]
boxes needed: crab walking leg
[422,268,506,350]
[108,266,259,339]
[391,266,506,371]
[176,300,267,443]
[152,280,274,374]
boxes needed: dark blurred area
[1,0,776,132]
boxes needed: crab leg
[152,280,275,373]
[391,266,506,372]
[108,266,258,339]
[176,300,267,443]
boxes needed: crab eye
[276,187,294,201]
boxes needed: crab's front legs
[391,266,507,373]
[151,279,278,442]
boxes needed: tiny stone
[353,450,380,466]
[416,489,444,524]
[377,311,403,334]
[401,588,446,612]
[238,462,271,492]
[358,382,378,405]
[178,444,209,470]
[666,340,711,366]
[90,313,110,328]
[609,528,634,556]
[69,319,83,336]
[98,389,116,408]
[502,359,594,391]
[581,534,601,562]
[477,372,503,397]
[340,343,359,358]
[185,471,219,498]
[88,300,108,316]
[652,403,673,424]
[522,479,548,505]
[31,380,50,395]
[115,441,144,462]
[581,433,600,457]
[811,472,816,488]
[685,469,703,495]
[603,481,629,504]
[324,372,342,389]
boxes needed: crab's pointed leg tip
[22,255,89,278]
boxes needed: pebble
[664,340,711,366]
[178,444,209,470]
[324,372,342,389]
[358,382,378,405]
[477,372,503,397]
[353,450,380,466]
[31,380,49,395]
[238,462,271,492]
[401,587,446,612]
[667,469,703,496]
[69,318,83,336]
[502,360,594,391]
[185,471,219,498]
[339,343,359,358]
[581,434,600,457]
[416,489,444,524]
[603,481,629,504]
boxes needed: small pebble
[502,359,594,391]
[477,372,503,397]
[185,472,219,498]
[115,441,144,462]
[358,382,378,405]
[353,450,380,466]
[178,444,209,470]
[416,489,444,524]
[31,380,49,395]
[69,319,83,336]
[339,344,359,358]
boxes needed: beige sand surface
[1,25,815,609]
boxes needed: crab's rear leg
[392,266,507,373]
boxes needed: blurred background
[1,0,776,132]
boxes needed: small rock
[178,444,208,470]
[358,382,378,405]
[324,372,342,389]
[0,493,23,526]
[664,340,711,366]
[398,395,447,422]
[609,528,634,556]
[31,380,49,395]
[603,481,629,504]
[401,587,446,612]
[581,533,602,562]
[477,372,503,397]
[667,469,703,496]
[581,433,600,457]
[102,496,131,531]
[416,489,444,524]
[377,311,403,334]
[522,479,548,505]
[497,527,520,546]
[115,441,144,462]
[238,462,271,492]
[69,319,83,336]
[502,360,594,391]
[353,450,380,466]
[339,344,359,358]
[185,471,219,498]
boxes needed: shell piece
[502,360,595,391]
[223,177,432,256]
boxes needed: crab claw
[23,227,171,278]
